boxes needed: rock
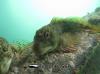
[84,7,100,25]
[31,33,98,74]
[0,37,14,74]
[8,32,99,74]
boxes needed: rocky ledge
[8,32,100,74]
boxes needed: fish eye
[45,31,50,39]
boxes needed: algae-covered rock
[32,32,98,74]
[32,16,100,73]
[84,7,100,25]
[0,37,14,74]
[8,32,99,74]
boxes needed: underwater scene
[0,0,100,74]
